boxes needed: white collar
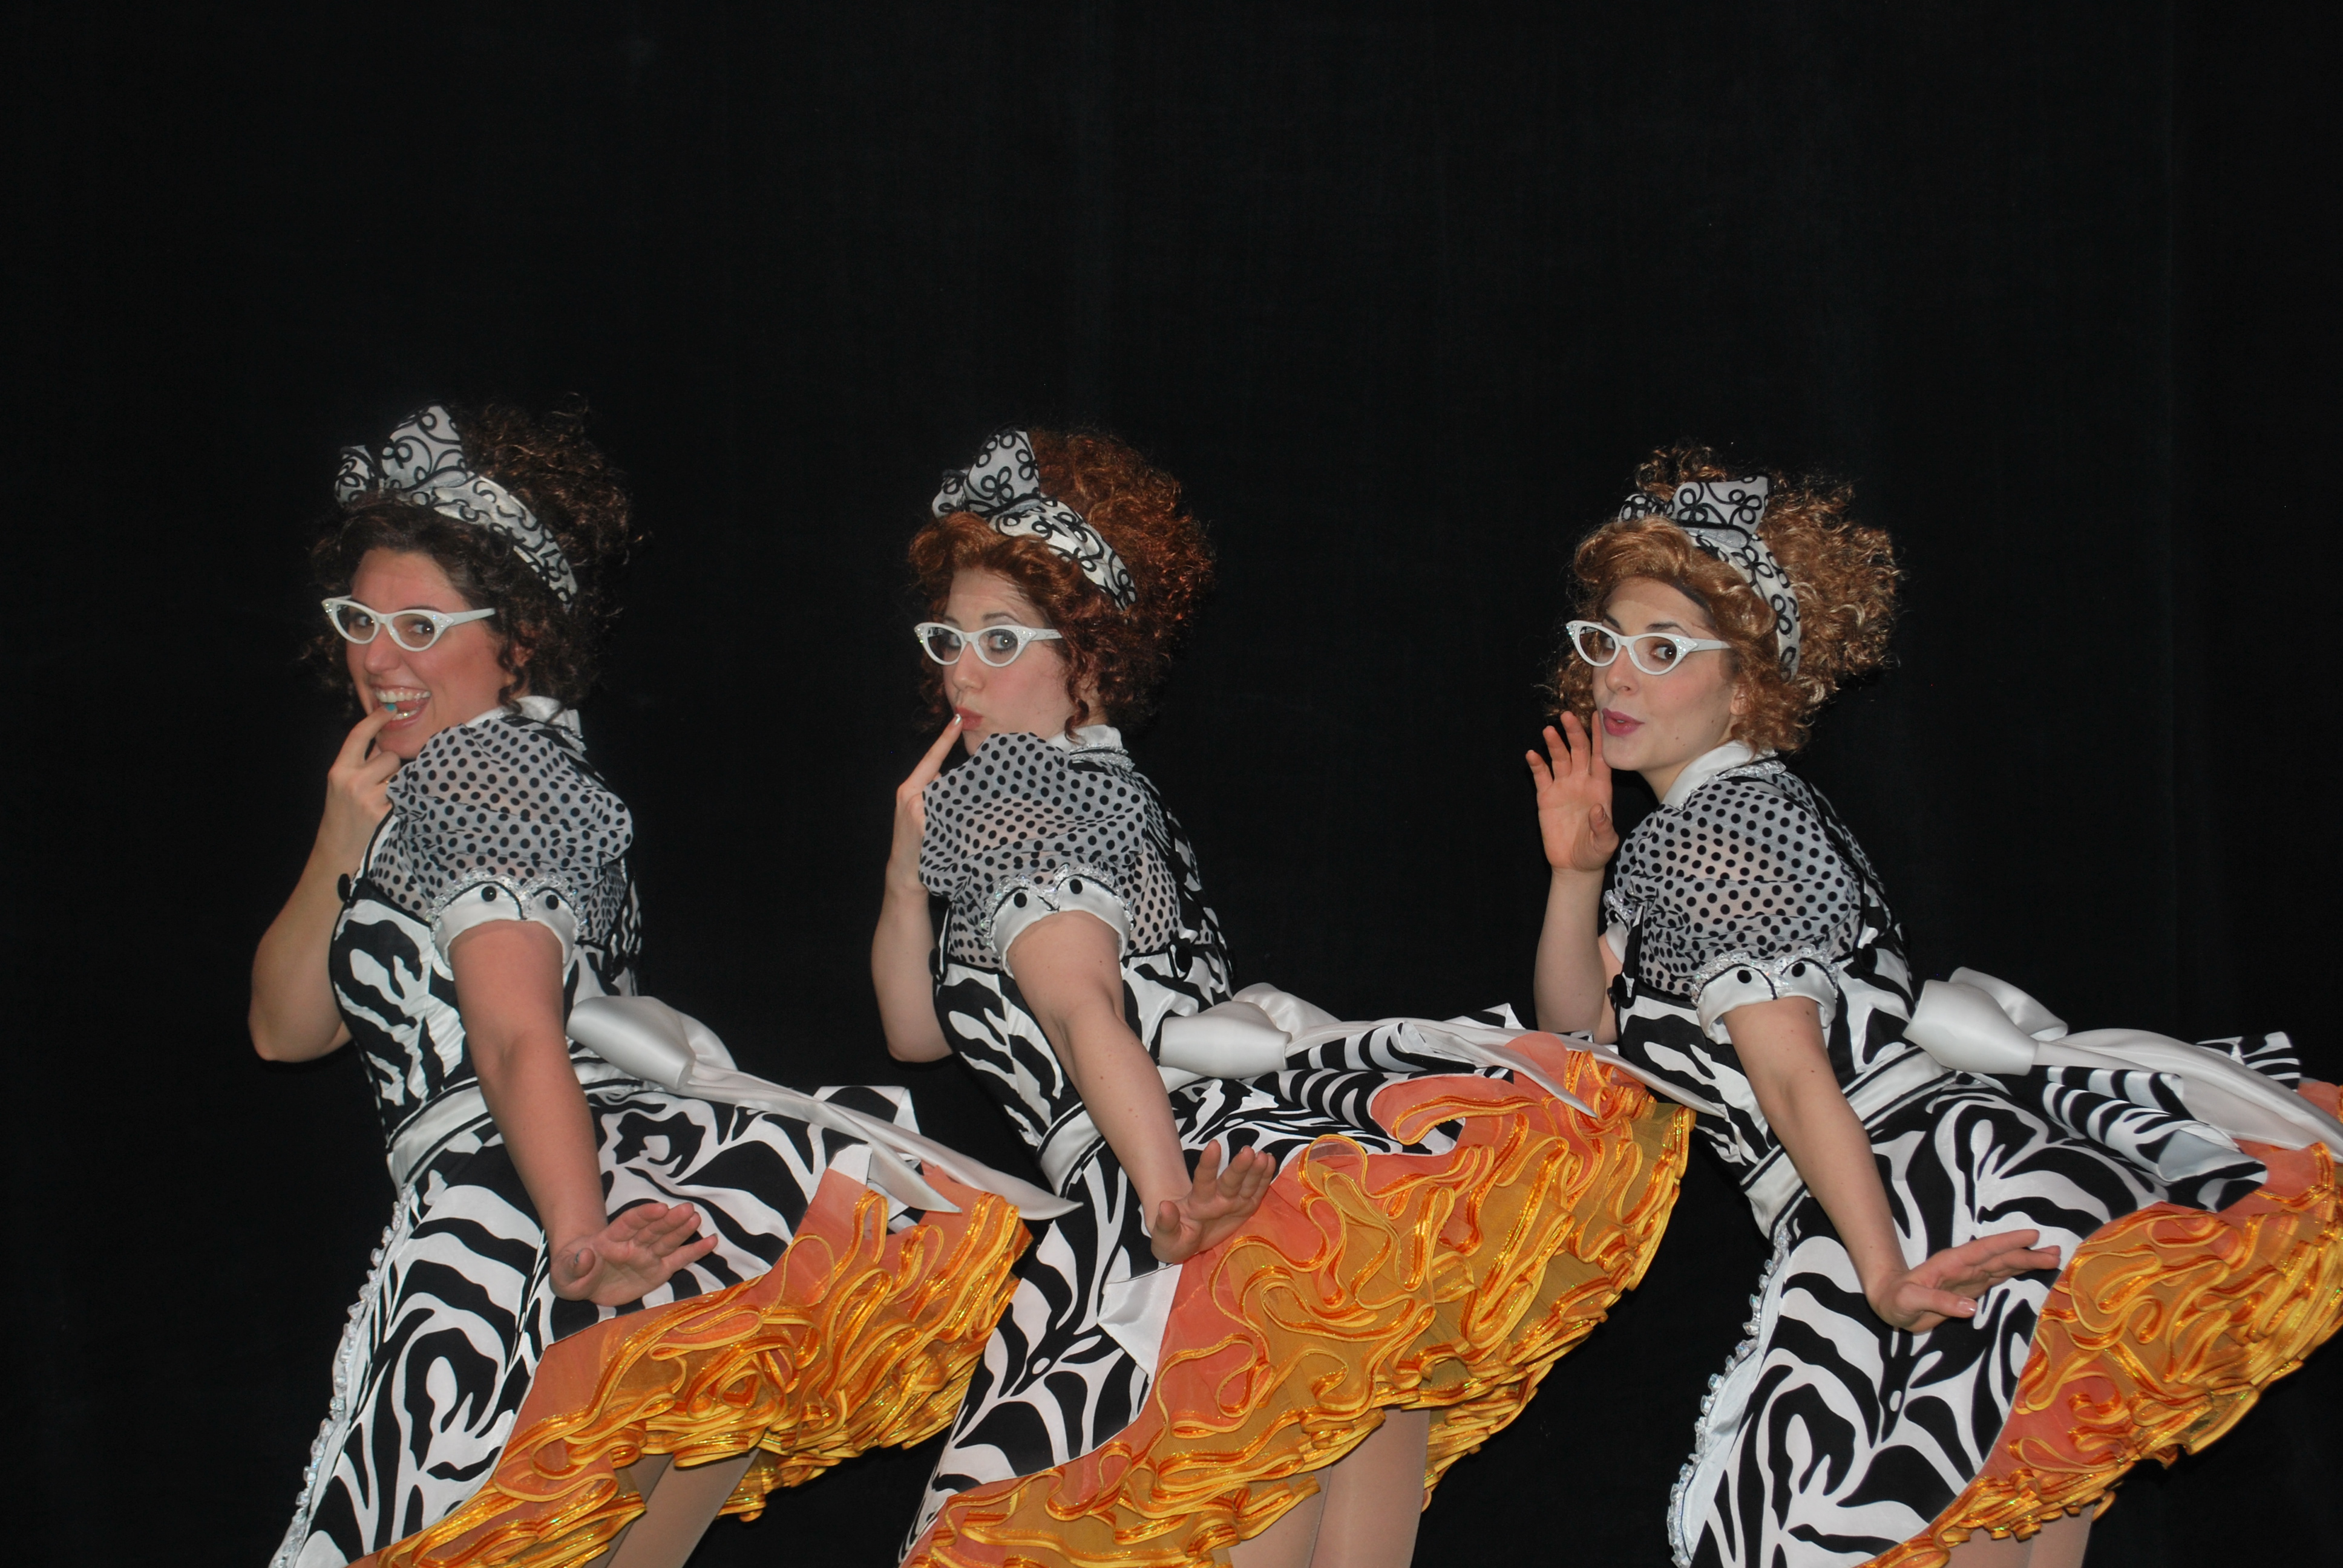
[1659,739,1769,808]
[1044,723,1122,753]
[464,694,580,734]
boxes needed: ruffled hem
[353,1169,1027,1568]
[907,1039,1691,1567]
[1869,1079,2343,1568]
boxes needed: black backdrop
[11,4,2339,1564]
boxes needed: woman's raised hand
[887,717,963,893]
[1148,1142,1276,1265]
[320,708,400,868]
[1527,711,1619,875]
[1866,1229,2062,1333]
[550,1200,722,1305]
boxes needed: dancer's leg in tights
[1230,1408,1432,1568]
[585,1451,758,1568]
[1946,1511,2091,1567]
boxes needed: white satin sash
[1033,983,1596,1191]
[563,996,1078,1218]
[1907,968,2343,1157]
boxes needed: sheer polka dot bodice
[1604,757,1917,1176]
[920,730,1233,1159]
[920,731,1181,968]
[376,709,637,944]
[335,707,640,1146]
[1606,759,1875,1003]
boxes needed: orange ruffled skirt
[353,1168,1026,1568]
[1875,1078,2343,1566]
[908,1037,1691,1567]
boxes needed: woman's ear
[1070,667,1106,731]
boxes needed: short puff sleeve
[379,714,635,972]
[1608,771,1862,1042]
[919,733,1178,973]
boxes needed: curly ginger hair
[911,429,1214,729]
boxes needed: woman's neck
[1642,737,1759,808]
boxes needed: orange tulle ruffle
[355,1168,1027,1568]
[909,1038,1692,1567]
[1871,1079,2343,1567]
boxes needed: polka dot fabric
[379,709,637,953]
[920,731,1179,968]
[1606,759,1876,1006]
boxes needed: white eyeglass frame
[914,621,1065,667]
[323,596,499,653]
[1567,619,1731,676]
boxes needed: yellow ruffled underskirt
[1870,1079,2343,1567]
[908,1042,1693,1567]
[354,1171,1027,1568]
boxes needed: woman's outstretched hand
[550,1201,721,1305]
[1527,711,1619,874]
[887,717,963,893]
[1866,1229,2062,1333]
[1148,1142,1276,1264]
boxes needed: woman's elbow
[886,1031,952,1063]
[249,1010,327,1062]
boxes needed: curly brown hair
[308,402,640,708]
[909,429,1214,728]
[1552,443,1899,753]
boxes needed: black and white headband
[1617,477,1802,677]
[932,428,1136,610]
[335,405,580,606]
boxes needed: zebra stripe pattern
[1606,753,2295,1567]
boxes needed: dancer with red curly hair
[254,405,1031,1568]
[876,428,1693,1567]
[1531,446,2343,1566]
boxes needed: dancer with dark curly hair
[254,405,1031,1568]
[1531,445,2343,1567]
[877,428,1692,1567]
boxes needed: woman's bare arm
[873,720,961,1062]
[251,710,396,1061]
[1527,715,1620,1040]
[1728,996,2061,1331]
[1008,912,1272,1262]
[452,920,716,1302]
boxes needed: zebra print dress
[1607,745,2338,1567]
[274,702,1021,1568]
[903,727,1690,1566]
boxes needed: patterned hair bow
[932,428,1136,609]
[1618,477,1801,677]
[335,405,579,606]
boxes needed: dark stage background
[10,4,2339,1564]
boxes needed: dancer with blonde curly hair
[878,428,1691,1567]
[1531,445,2343,1567]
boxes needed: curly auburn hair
[909,429,1214,729]
[308,402,640,709]
[1552,443,1899,753]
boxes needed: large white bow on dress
[566,995,1079,1219]
[1907,968,2343,1156]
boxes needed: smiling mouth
[375,687,429,718]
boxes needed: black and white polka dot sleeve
[919,733,1179,973]
[382,714,635,972]
[1617,773,1864,1041]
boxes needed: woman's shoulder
[389,705,632,867]
[926,729,1153,823]
[1620,758,1865,897]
